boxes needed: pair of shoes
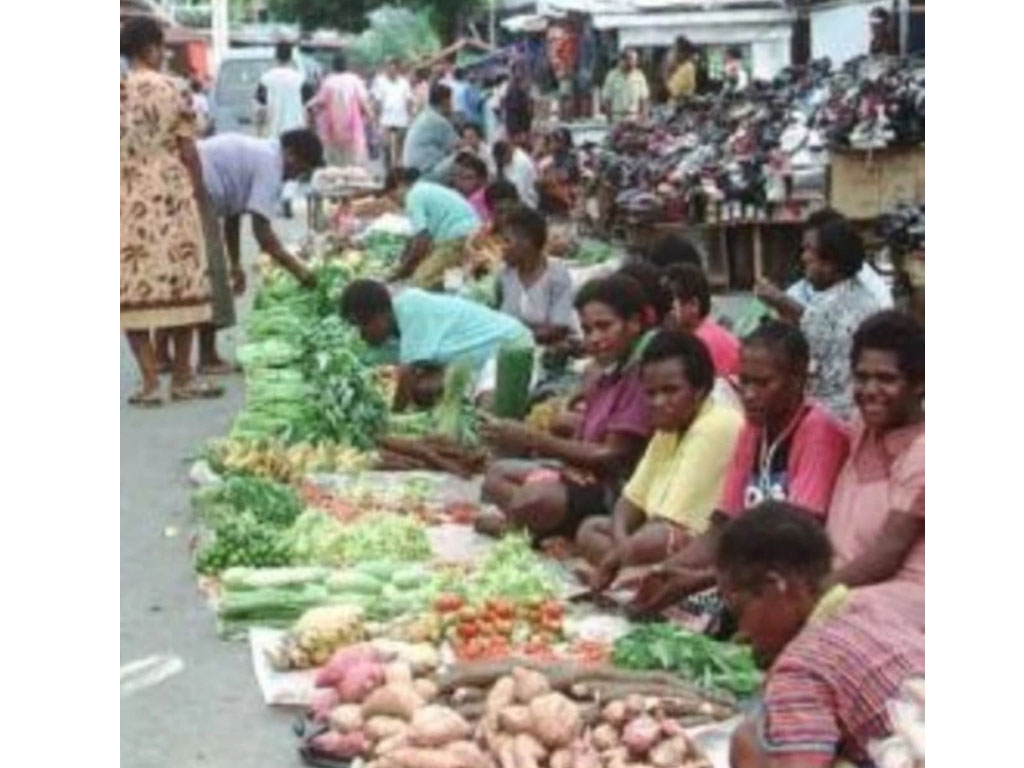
[169,380,225,401]
[127,388,164,407]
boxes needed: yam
[497,705,533,735]
[601,700,627,727]
[528,693,581,749]
[444,740,495,768]
[310,687,341,722]
[329,704,364,734]
[497,740,518,768]
[338,661,386,703]
[569,745,602,768]
[410,705,472,747]
[549,748,572,768]
[385,661,414,686]
[414,678,440,701]
[309,730,369,759]
[650,736,687,768]
[365,716,410,742]
[513,733,543,768]
[485,676,516,719]
[623,695,646,718]
[374,732,410,757]
[512,666,551,703]
[362,683,426,721]
[592,723,619,751]
[622,715,660,757]
[316,645,382,688]
[386,747,463,768]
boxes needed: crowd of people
[122,16,924,766]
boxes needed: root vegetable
[650,736,688,767]
[410,705,472,747]
[414,678,440,701]
[375,733,410,757]
[498,705,533,734]
[311,687,342,722]
[602,700,627,727]
[497,740,518,768]
[329,704,364,733]
[622,715,660,757]
[513,734,543,768]
[316,645,382,688]
[485,676,516,719]
[444,740,495,768]
[550,749,572,768]
[569,744,601,768]
[385,661,414,686]
[528,693,581,749]
[452,686,485,704]
[592,724,619,751]
[512,667,551,703]
[623,695,646,718]
[365,716,410,742]
[310,730,369,759]
[386,747,464,768]
[338,660,386,702]
[362,683,426,720]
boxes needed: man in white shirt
[256,42,307,217]
[493,139,539,208]
[372,58,414,172]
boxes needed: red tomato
[434,593,465,613]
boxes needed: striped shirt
[757,587,925,765]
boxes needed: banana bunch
[266,605,367,671]
[209,438,372,484]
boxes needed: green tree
[266,0,376,33]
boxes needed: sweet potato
[310,687,342,722]
[385,747,464,768]
[497,740,518,768]
[410,705,472,747]
[528,693,581,749]
[365,716,410,742]
[592,723,619,751]
[485,676,516,719]
[316,645,382,688]
[513,733,543,768]
[569,744,602,768]
[374,732,410,757]
[414,678,440,701]
[549,748,572,768]
[650,736,687,767]
[622,695,646,718]
[385,661,414,686]
[512,666,551,703]
[362,683,426,721]
[602,700,627,727]
[338,660,386,703]
[622,715,660,757]
[310,730,369,759]
[498,705,533,734]
[329,704,364,733]
[444,740,495,768]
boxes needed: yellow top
[624,400,743,533]
[667,61,697,98]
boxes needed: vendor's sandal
[196,361,241,376]
[156,361,173,375]
[170,380,225,401]
[127,389,164,408]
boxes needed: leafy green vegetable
[467,533,562,604]
[194,512,294,574]
[192,475,303,529]
[612,623,763,698]
[567,238,618,266]
[286,510,431,567]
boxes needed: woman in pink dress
[825,310,924,629]
[307,53,374,167]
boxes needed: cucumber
[353,560,399,581]
[326,571,385,595]
[391,565,428,590]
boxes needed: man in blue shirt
[340,279,533,407]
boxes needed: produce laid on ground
[299,657,731,767]
[613,624,762,698]
[205,438,373,484]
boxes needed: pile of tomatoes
[433,594,566,661]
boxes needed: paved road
[120,214,306,768]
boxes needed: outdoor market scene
[120,1,925,767]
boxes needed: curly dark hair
[640,330,715,395]
[120,17,164,60]
[851,310,925,384]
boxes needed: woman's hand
[589,547,624,593]
[754,277,785,305]
[479,415,537,453]
[626,565,713,619]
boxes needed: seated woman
[616,260,674,331]
[493,139,539,209]
[383,167,482,290]
[582,330,743,590]
[719,503,924,768]
[536,128,579,216]
[664,262,740,378]
[465,180,520,276]
[478,275,655,540]
[623,321,850,615]
[825,310,924,628]
[451,152,491,223]
[495,205,575,346]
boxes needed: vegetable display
[287,511,432,568]
[205,438,371,484]
[612,623,762,698]
[192,474,303,529]
[468,534,565,605]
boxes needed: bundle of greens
[612,623,763,698]
[286,510,431,568]
[466,533,563,604]
[194,512,294,575]
[192,474,303,529]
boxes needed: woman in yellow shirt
[665,36,697,100]
[580,330,743,591]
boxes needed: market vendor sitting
[664,263,741,378]
[478,274,654,540]
[383,167,481,290]
[719,502,924,768]
[339,279,533,408]
[451,152,491,223]
[401,82,460,182]
[582,330,743,589]
[495,205,576,346]
[621,321,850,618]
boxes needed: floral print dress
[121,68,212,330]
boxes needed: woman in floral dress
[120,17,221,405]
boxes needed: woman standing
[307,53,375,168]
[121,18,221,405]
[665,36,697,101]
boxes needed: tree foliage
[267,0,484,41]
